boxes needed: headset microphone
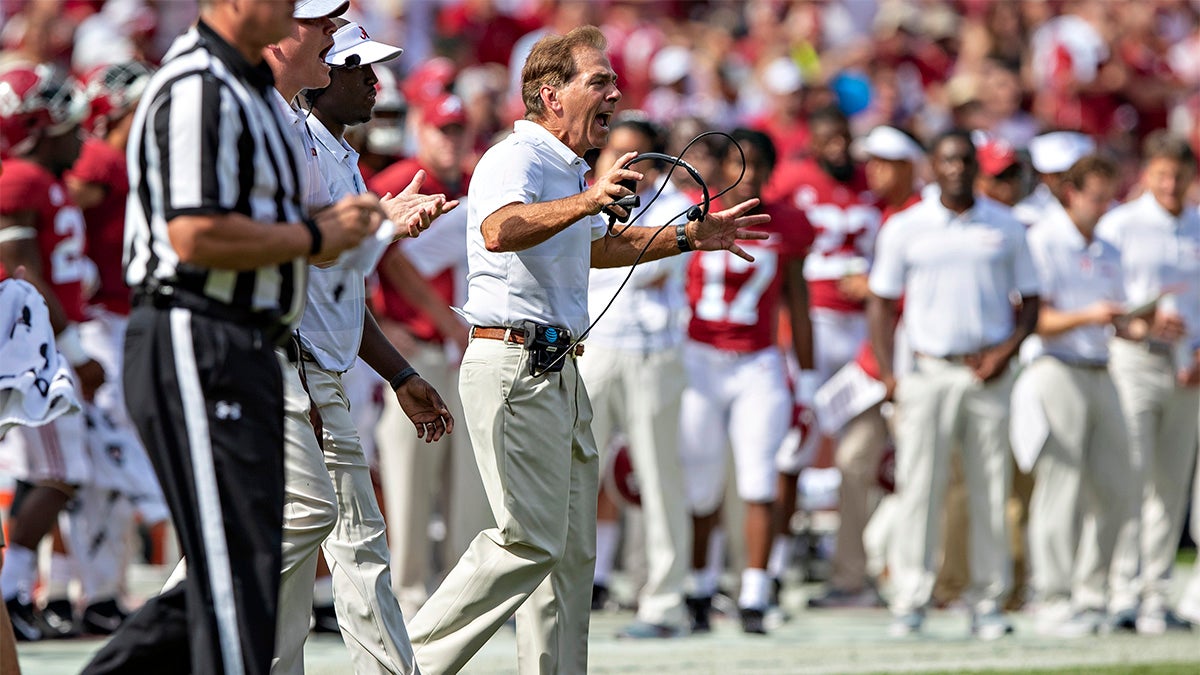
[602,178,641,224]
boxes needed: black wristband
[389,366,418,391]
[675,221,692,252]
[302,217,322,256]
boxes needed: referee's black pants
[82,306,285,675]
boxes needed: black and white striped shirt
[123,21,308,326]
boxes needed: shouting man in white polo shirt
[404,26,770,674]
[867,129,1040,640]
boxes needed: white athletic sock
[45,552,72,600]
[739,567,771,610]
[313,575,334,606]
[593,520,620,586]
[767,535,792,580]
[0,544,36,601]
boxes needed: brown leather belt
[471,326,585,357]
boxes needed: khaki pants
[829,403,888,592]
[577,345,690,627]
[931,453,970,606]
[305,364,419,674]
[1104,339,1200,614]
[376,339,488,617]
[1023,358,1137,611]
[1007,464,1034,610]
[888,356,1014,616]
[265,355,340,675]
[408,337,599,675]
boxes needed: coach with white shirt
[1019,156,1138,637]
[1095,131,1200,634]
[867,129,1040,640]
[403,27,769,673]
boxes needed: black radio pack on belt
[521,320,572,376]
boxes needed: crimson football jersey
[766,159,880,312]
[67,138,130,314]
[0,158,88,322]
[368,158,468,342]
[687,200,814,353]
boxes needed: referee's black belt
[133,290,292,347]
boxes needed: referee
[81,2,381,674]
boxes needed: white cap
[293,0,349,19]
[325,22,403,67]
[1029,131,1096,174]
[763,57,803,96]
[650,46,691,86]
[856,125,923,162]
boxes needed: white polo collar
[307,114,357,165]
[513,119,586,169]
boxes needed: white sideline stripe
[169,308,245,675]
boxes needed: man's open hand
[380,170,459,239]
[685,197,771,262]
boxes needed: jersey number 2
[50,207,86,285]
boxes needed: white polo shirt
[869,195,1040,357]
[270,90,327,210]
[586,178,692,352]
[1096,193,1200,351]
[1027,202,1124,363]
[296,114,368,372]
[460,120,607,337]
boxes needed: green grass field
[893,666,1200,675]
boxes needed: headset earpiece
[686,205,703,222]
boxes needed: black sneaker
[1106,607,1138,634]
[686,596,712,634]
[81,598,127,635]
[312,604,340,634]
[740,607,767,635]
[41,598,79,638]
[591,583,610,612]
[6,596,44,642]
